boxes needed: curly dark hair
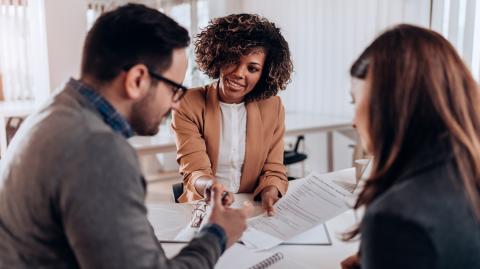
[194,13,293,102]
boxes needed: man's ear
[124,64,150,100]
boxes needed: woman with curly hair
[172,14,293,215]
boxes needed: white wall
[43,0,87,91]
[234,0,431,172]
[208,0,242,19]
[241,0,430,117]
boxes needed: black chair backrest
[172,182,184,203]
[6,117,24,145]
[293,135,305,152]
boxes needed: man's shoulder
[32,89,115,145]
[10,88,135,166]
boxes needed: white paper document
[174,200,213,241]
[241,170,355,250]
[283,223,330,245]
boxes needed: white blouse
[215,101,247,193]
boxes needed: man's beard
[130,89,166,136]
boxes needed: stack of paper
[241,170,355,250]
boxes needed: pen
[204,181,230,205]
[221,191,229,205]
[204,189,229,204]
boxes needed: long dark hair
[346,24,480,239]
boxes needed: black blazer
[360,146,480,269]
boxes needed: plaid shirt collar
[69,78,135,138]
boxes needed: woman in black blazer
[342,24,480,269]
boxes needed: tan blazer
[172,83,288,202]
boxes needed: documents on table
[175,200,213,241]
[147,168,356,248]
[148,196,257,243]
[241,170,355,250]
[148,200,214,242]
[283,223,331,245]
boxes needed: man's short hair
[81,3,190,83]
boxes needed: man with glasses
[0,4,250,268]
[148,68,189,102]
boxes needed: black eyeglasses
[122,65,188,102]
[148,69,189,102]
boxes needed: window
[431,0,480,81]
[0,0,49,102]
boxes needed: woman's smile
[225,78,246,91]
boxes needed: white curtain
[0,0,31,100]
[431,0,480,81]
[0,0,49,102]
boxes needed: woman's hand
[341,253,361,269]
[204,181,234,206]
[261,186,280,216]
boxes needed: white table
[145,168,363,268]
[148,194,359,269]
[130,112,352,172]
[158,211,359,268]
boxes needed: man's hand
[341,253,361,269]
[208,184,253,248]
[261,186,280,216]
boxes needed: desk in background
[129,112,353,172]
[0,107,353,172]
[285,112,353,172]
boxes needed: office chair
[284,135,308,181]
[172,182,184,203]
[0,117,25,159]
[6,117,24,145]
